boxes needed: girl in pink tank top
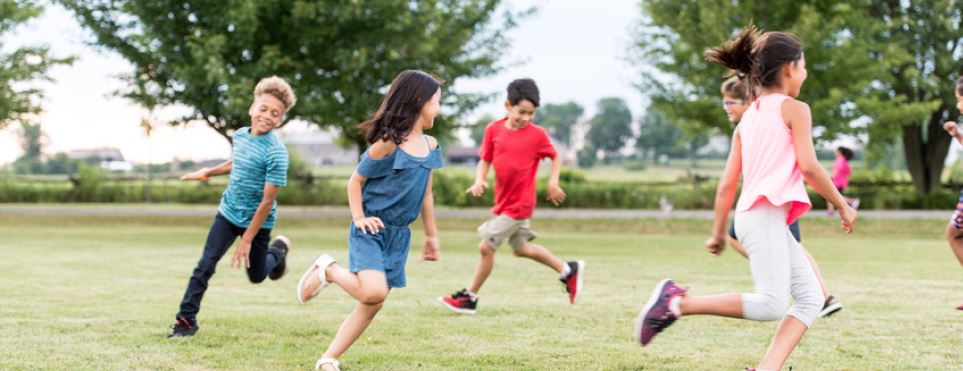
[635,24,856,371]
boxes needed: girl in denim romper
[295,70,443,371]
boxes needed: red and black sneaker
[559,260,585,304]
[438,289,477,315]
[635,279,687,346]
[168,316,198,338]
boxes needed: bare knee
[512,244,530,257]
[946,223,962,241]
[359,288,389,305]
[478,241,495,258]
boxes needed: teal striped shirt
[218,127,288,229]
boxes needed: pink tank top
[735,93,812,224]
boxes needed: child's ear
[503,100,512,111]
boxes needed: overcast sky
[0,0,649,165]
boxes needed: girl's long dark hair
[705,23,803,94]
[358,70,441,145]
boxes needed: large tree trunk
[903,111,952,194]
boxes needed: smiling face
[248,94,286,135]
[504,99,536,130]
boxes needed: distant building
[447,146,480,165]
[67,147,134,172]
[280,129,359,166]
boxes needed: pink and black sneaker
[956,302,963,311]
[635,278,687,346]
[560,260,585,304]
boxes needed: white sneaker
[297,253,336,304]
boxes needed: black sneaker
[268,235,291,280]
[438,289,477,315]
[168,316,198,338]
[819,295,843,317]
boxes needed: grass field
[1,213,960,370]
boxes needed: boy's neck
[504,118,529,130]
[250,127,272,136]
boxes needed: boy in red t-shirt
[439,79,584,315]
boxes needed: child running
[295,70,443,370]
[439,78,584,315]
[168,76,296,338]
[941,76,963,310]
[636,25,857,370]
[719,76,842,318]
[827,146,858,215]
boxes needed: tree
[61,0,529,152]
[469,114,495,147]
[0,0,74,128]
[537,101,583,145]
[633,0,962,193]
[636,112,684,162]
[585,97,632,162]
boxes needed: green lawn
[0,214,960,370]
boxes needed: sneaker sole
[819,302,843,317]
[437,297,476,315]
[571,260,586,304]
[635,278,671,346]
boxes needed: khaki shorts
[477,215,538,251]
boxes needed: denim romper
[349,136,443,288]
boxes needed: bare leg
[727,236,749,259]
[512,242,566,273]
[757,316,809,370]
[678,293,743,318]
[800,246,830,299]
[946,223,963,266]
[468,241,495,294]
[319,270,389,367]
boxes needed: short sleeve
[479,123,495,162]
[265,145,288,186]
[356,151,395,179]
[536,129,557,159]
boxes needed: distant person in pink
[827,146,858,215]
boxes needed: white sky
[0,0,644,165]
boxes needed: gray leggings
[733,202,822,327]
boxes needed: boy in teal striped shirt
[168,76,296,337]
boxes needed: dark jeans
[176,213,280,320]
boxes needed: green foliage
[60,0,528,150]
[537,101,583,145]
[585,97,633,160]
[633,0,963,193]
[0,0,74,128]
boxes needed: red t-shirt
[478,118,557,219]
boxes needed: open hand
[354,216,385,234]
[180,168,210,181]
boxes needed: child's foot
[635,279,686,346]
[956,302,963,311]
[297,253,336,304]
[167,316,198,338]
[559,260,585,304]
[819,295,843,317]
[268,235,291,280]
[438,289,477,315]
[315,357,340,370]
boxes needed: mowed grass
[0,213,960,370]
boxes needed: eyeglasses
[722,99,745,107]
